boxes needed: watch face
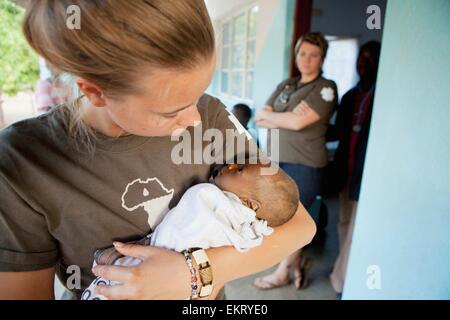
[199,266,213,283]
[199,284,213,297]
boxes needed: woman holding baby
[254,33,337,290]
[0,1,316,300]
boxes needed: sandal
[252,275,291,290]
[294,257,313,290]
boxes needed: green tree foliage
[0,0,39,95]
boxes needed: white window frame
[219,4,258,103]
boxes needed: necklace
[353,86,374,133]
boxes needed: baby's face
[211,164,264,197]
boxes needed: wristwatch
[190,248,213,297]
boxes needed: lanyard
[353,86,374,133]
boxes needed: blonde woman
[0,1,315,300]
[254,33,337,290]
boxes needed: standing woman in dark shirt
[254,33,337,289]
[327,41,381,294]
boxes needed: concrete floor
[225,197,340,300]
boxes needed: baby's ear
[240,198,261,212]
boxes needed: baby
[82,162,299,300]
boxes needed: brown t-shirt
[0,94,258,297]
[266,76,338,168]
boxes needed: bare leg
[337,189,353,250]
[330,191,358,293]
[253,249,302,289]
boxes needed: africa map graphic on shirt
[121,177,174,230]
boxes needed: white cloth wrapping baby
[150,183,273,252]
[82,183,273,300]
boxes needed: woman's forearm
[0,267,55,300]
[206,201,316,287]
[262,112,300,130]
[90,202,315,300]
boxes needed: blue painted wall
[344,0,450,299]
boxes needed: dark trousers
[280,162,323,210]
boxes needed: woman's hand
[255,100,321,131]
[255,105,278,128]
[263,105,273,112]
[293,100,312,116]
[92,242,191,300]
[255,118,278,129]
[255,105,273,122]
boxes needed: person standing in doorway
[254,33,337,290]
[327,41,381,295]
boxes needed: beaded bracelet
[182,250,199,300]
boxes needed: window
[322,37,359,101]
[323,37,359,152]
[220,5,258,101]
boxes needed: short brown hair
[252,166,300,227]
[294,32,328,60]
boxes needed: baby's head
[211,162,299,227]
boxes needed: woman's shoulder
[316,76,338,90]
[197,94,230,127]
[0,116,43,150]
[197,93,224,112]
[280,77,301,88]
[0,106,67,161]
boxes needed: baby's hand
[94,236,151,265]
[94,246,124,265]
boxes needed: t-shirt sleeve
[265,79,290,107]
[303,81,338,119]
[0,174,58,272]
